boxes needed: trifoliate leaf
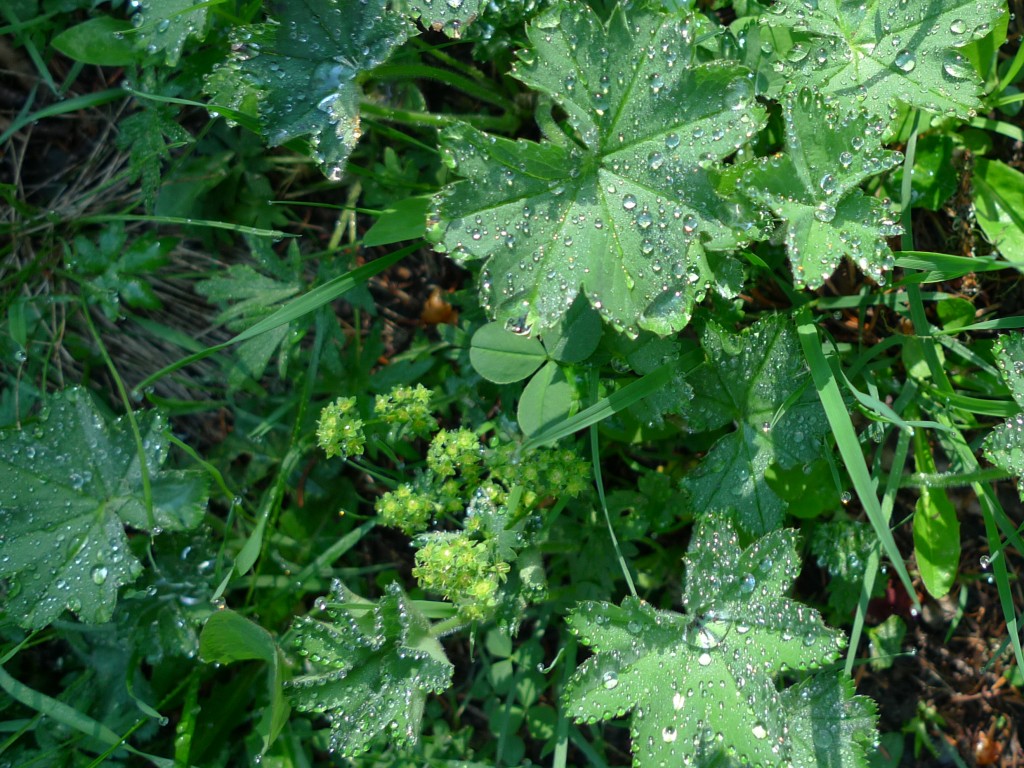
[430,1,768,337]
[762,0,1005,118]
[810,521,880,619]
[130,0,209,66]
[735,90,902,289]
[288,582,453,758]
[781,672,878,768]
[220,0,410,180]
[403,0,483,37]
[0,388,207,630]
[564,517,844,768]
[680,315,829,535]
[983,334,1024,499]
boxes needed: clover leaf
[219,0,409,181]
[430,1,768,337]
[763,0,1005,119]
[0,388,207,630]
[736,90,902,289]
[983,334,1024,499]
[564,517,845,768]
[680,315,828,535]
[288,581,453,758]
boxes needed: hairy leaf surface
[762,0,1005,118]
[430,1,767,337]
[680,315,829,535]
[736,90,901,289]
[220,0,409,180]
[288,582,453,758]
[983,334,1024,499]
[564,518,844,768]
[0,388,207,629]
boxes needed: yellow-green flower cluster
[375,483,441,535]
[316,397,365,460]
[412,532,509,621]
[374,384,437,437]
[427,429,483,481]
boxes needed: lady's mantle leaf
[404,0,483,37]
[564,518,844,768]
[762,0,1005,118]
[0,388,207,630]
[288,582,453,758]
[222,0,409,180]
[736,90,902,289]
[430,1,768,337]
[983,334,1024,499]
[680,315,828,535]
[130,0,209,66]
[781,673,878,768]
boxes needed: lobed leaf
[288,582,453,758]
[564,517,844,768]
[430,1,768,337]
[218,0,410,180]
[680,315,829,535]
[0,388,207,630]
[762,0,1005,119]
[735,89,902,289]
[130,0,209,66]
[781,672,878,768]
[404,0,484,37]
[982,334,1024,499]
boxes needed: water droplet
[622,194,638,211]
[840,491,852,504]
[740,573,756,593]
[665,133,680,150]
[894,50,916,72]
[949,19,966,34]
[818,173,837,195]
[697,652,712,666]
[602,671,619,689]
[91,565,108,585]
[814,203,836,222]
[648,151,664,170]
[662,726,678,743]
[752,723,768,739]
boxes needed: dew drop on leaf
[602,670,620,689]
[894,50,916,72]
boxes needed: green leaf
[288,582,453,758]
[735,89,901,289]
[0,388,207,630]
[517,360,572,436]
[680,315,829,535]
[363,196,430,247]
[866,615,906,671]
[130,0,210,67]
[982,333,1024,499]
[469,321,547,384]
[430,1,768,336]
[201,610,290,755]
[913,485,960,599]
[220,0,410,180]
[540,294,603,364]
[781,672,878,768]
[763,0,1005,118]
[115,105,193,212]
[51,16,137,66]
[973,158,1024,266]
[564,517,845,768]
[810,520,880,619]
[403,0,484,37]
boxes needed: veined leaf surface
[982,334,1024,499]
[762,0,1005,118]
[220,0,409,180]
[288,582,453,758]
[736,89,902,289]
[430,1,768,337]
[680,315,829,535]
[564,518,844,768]
[0,388,207,629]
